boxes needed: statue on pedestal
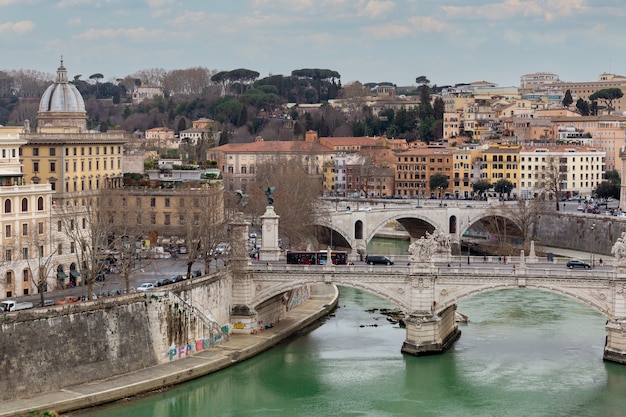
[612,232,626,267]
[408,228,450,264]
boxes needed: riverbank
[0,284,339,417]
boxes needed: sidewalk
[0,284,339,417]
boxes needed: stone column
[527,240,538,264]
[259,205,282,262]
[229,212,257,333]
[604,269,626,363]
[401,305,461,356]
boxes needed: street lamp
[329,220,333,250]
[590,223,595,268]
[467,216,471,265]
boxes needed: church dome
[37,59,87,132]
[38,60,85,113]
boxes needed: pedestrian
[498,256,502,264]
[483,255,487,263]
[503,256,507,265]
[599,258,603,267]
[513,264,516,274]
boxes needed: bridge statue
[408,228,450,264]
[612,232,626,268]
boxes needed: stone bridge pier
[402,304,461,356]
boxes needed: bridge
[315,198,522,257]
[230,259,626,364]
[225,209,626,364]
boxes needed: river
[74,286,626,417]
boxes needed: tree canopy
[429,173,449,191]
[589,88,624,115]
[493,179,514,196]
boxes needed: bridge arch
[364,213,442,244]
[437,282,610,319]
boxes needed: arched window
[23,269,29,282]
[37,197,44,211]
[21,198,28,212]
[5,271,12,284]
[354,220,364,240]
[4,199,11,213]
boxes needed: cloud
[146,0,175,7]
[0,20,35,34]
[357,0,396,19]
[55,0,93,7]
[68,17,82,25]
[443,0,587,21]
[407,15,450,32]
[172,11,206,25]
[74,27,164,41]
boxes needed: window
[70,219,74,230]
[22,247,28,259]
[150,197,156,207]
[179,214,185,225]
[23,270,29,281]
[5,225,10,238]
[33,148,39,156]
[6,271,12,284]
[38,197,44,211]
[50,161,56,172]
[164,213,170,225]
[22,223,28,236]
[150,213,156,224]
[4,199,11,213]
[82,218,86,229]
[70,242,75,253]
[39,246,44,257]
[38,222,43,234]
[49,147,56,156]
[165,198,170,208]
[57,220,62,232]
[21,198,28,212]
[33,161,39,172]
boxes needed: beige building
[519,145,605,199]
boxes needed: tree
[472,180,491,198]
[576,98,590,116]
[562,89,573,108]
[589,88,624,115]
[177,185,226,278]
[89,73,103,98]
[493,179,514,198]
[536,156,564,211]
[595,181,620,200]
[242,157,323,250]
[415,76,430,86]
[429,173,449,193]
[605,169,621,184]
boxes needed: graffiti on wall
[288,285,311,310]
[167,326,229,361]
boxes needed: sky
[2,0,626,88]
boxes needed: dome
[38,61,85,113]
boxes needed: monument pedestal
[259,205,282,262]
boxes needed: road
[3,256,226,308]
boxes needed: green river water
[73,285,626,417]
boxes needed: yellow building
[452,147,483,198]
[481,144,522,189]
[18,61,127,200]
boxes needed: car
[215,243,231,255]
[137,283,155,291]
[170,274,184,283]
[154,278,173,287]
[95,273,106,282]
[34,300,55,308]
[249,232,258,239]
[55,295,79,305]
[178,247,188,254]
[566,259,591,269]
[365,255,394,265]
[191,270,202,278]
[359,206,372,211]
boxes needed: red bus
[286,250,348,265]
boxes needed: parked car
[170,274,184,283]
[566,259,591,269]
[365,255,394,265]
[137,283,155,291]
[95,273,106,282]
[154,277,172,287]
[34,300,55,308]
[215,243,231,255]
[178,247,188,254]
[55,295,79,305]
[191,270,202,278]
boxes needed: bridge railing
[246,262,616,280]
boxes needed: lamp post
[467,216,471,265]
[329,220,333,250]
[590,223,595,268]
[439,186,444,207]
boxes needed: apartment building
[481,144,522,190]
[394,147,453,198]
[519,145,605,199]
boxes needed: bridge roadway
[233,259,626,363]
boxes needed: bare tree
[162,67,214,96]
[177,185,226,278]
[25,226,58,308]
[536,156,565,211]
[131,68,167,86]
[244,156,323,250]
[58,197,112,300]
[494,199,546,251]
